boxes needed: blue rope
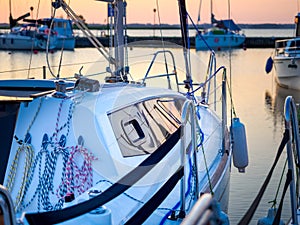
[195,105,205,147]
[190,66,226,95]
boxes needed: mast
[100,0,127,82]
[9,0,13,30]
[114,0,126,81]
[295,13,300,37]
[210,0,213,24]
[228,0,231,20]
[8,0,30,30]
[178,0,192,90]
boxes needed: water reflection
[265,84,300,120]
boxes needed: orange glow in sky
[0,0,298,25]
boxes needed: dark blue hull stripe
[124,167,184,225]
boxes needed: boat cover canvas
[217,19,241,31]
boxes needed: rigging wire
[226,0,235,124]
[178,1,192,90]
[46,0,71,79]
[57,45,65,79]
[27,0,42,79]
[9,0,12,21]
[295,0,300,37]
[155,0,171,89]
[45,7,57,78]
[124,1,129,75]
[187,13,213,52]
[269,159,288,209]
[56,0,70,78]
[197,0,202,24]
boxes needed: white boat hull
[1,83,232,224]
[273,57,300,90]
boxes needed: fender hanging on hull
[231,117,249,173]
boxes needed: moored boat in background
[195,0,245,51]
[0,17,75,51]
[270,13,300,90]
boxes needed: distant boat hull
[273,37,300,90]
[56,36,76,50]
[0,34,75,51]
[0,34,53,50]
[195,33,245,50]
[274,57,300,90]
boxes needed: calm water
[0,45,296,224]
[73,28,294,38]
[126,28,295,38]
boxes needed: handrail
[275,39,300,57]
[0,184,16,225]
[181,193,225,225]
[142,50,179,92]
[204,52,217,107]
[179,100,199,216]
[181,193,213,225]
[284,96,300,225]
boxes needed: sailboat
[0,0,75,50]
[0,0,248,224]
[195,0,246,51]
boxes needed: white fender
[231,117,249,173]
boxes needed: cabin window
[56,21,62,28]
[2,38,5,44]
[108,96,184,157]
[55,21,67,29]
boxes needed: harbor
[75,35,290,48]
[0,23,298,225]
[0,46,295,225]
[0,0,299,224]
[0,19,299,225]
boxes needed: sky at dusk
[0,0,298,25]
